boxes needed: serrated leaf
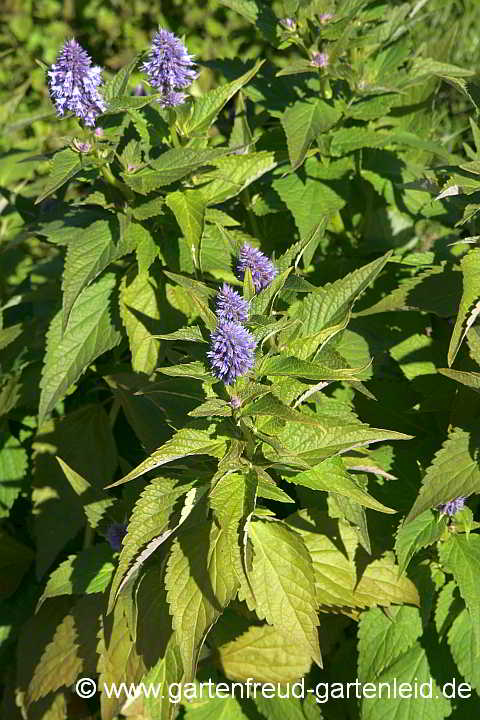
[439,368,480,390]
[56,457,116,530]
[249,520,321,666]
[189,398,232,417]
[448,608,480,695]
[27,595,101,704]
[106,428,226,488]
[395,510,448,575]
[142,634,184,720]
[358,606,422,681]
[166,190,205,267]
[0,432,27,518]
[288,457,395,514]
[218,624,313,683]
[406,428,480,523]
[354,554,420,609]
[39,274,122,424]
[448,248,480,365]
[260,355,365,381]
[361,643,451,719]
[184,60,264,134]
[158,361,212,380]
[61,214,136,331]
[103,53,142,102]
[35,149,82,204]
[184,695,246,719]
[438,534,480,659]
[200,152,277,205]
[154,325,206,343]
[103,93,162,113]
[281,99,339,171]
[165,518,238,680]
[108,478,203,610]
[120,269,160,375]
[38,544,114,609]
[124,147,232,194]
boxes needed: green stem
[100,164,135,204]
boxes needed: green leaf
[438,534,480,659]
[61,215,137,330]
[218,624,313,683]
[200,152,277,205]
[158,361,212,381]
[103,52,141,102]
[189,398,232,417]
[56,457,116,530]
[448,248,480,365]
[39,274,122,424]
[281,99,340,170]
[106,428,226,488]
[103,93,162,113]
[406,428,480,523]
[142,634,184,720]
[184,60,264,134]
[358,606,422,682]
[27,594,101,705]
[165,518,238,680]
[124,147,232,194]
[254,694,315,720]
[448,608,480,695]
[361,643,451,719]
[249,520,321,666]
[166,190,206,268]
[297,252,392,341]
[35,148,82,204]
[184,695,247,719]
[439,368,480,390]
[395,510,448,575]
[0,432,27,518]
[260,355,366,381]
[154,325,206,343]
[108,478,203,610]
[119,268,160,375]
[287,457,395,514]
[38,545,114,609]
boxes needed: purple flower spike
[48,39,106,127]
[311,51,329,68]
[216,283,249,323]
[438,497,466,517]
[207,321,256,385]
[141,28,197,107]
[106,522,127,551]
[237,243,277,293]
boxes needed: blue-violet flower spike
[237,243,277,293]
[438,497,466,517]
[106,522,127,551]
[216,283,249,323]
[48,39,106,127]
[207,321,256,385]
[141,28,197,107]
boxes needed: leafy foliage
[2,0,480,718]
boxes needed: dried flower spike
[215,283,249,323]
[141,28,197,107]
[207,320,256,385]
[106,522,127,551]
[48,39,106,127]
[237,243,277,293]
[438,497,466,517]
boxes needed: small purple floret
[207,321,256,385]
[438,497,466,516]
[319,13,333,23]
[236,243,277,293]
[132,83,147,96]
[311,51,329,68]
[141,28,197,107]
[280,18,296,31]
[106,522,127,551]
[216,283,249,323]
[48,38,106,127]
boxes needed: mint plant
[2,1,480,719]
